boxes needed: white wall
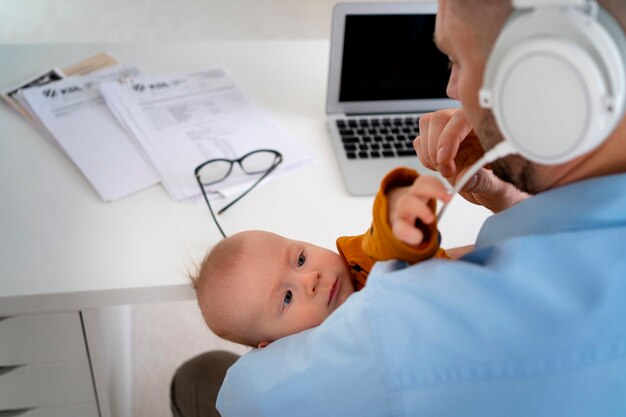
[0,0,417,43]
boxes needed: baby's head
[191,230,355,348]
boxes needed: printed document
[2,67,64,125]
[100,68,314,201]
[2,53,119,125]
[22,65,160,201]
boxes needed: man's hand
[388,176,450,246]
[415,108,528,212]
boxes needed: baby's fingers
[409,175,451,204]
[392,218,425,246]
[394,193,437,225]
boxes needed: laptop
[326,2,459,195]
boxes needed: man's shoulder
[363,233,626,378]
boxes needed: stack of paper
[2,52,119,126]
[100,68,314,201]
[4,56,314,203]
[20,65,160,201]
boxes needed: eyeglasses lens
[197,160,232,185]
[240,151,279,174]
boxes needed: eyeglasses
[194,149,283,238]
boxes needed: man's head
[191,230,355,348]
[436,0,626,194]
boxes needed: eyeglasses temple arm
[197,175,227,238]
[217,161,281,215]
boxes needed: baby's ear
[257,341,270,349]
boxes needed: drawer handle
[0,365,21,377]
[0,407,34,416]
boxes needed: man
[171,1,626,416]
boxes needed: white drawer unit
[0,312,98,414]
[0,361,95,411]
[0,312,88,366]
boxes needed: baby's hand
[388,175,451,246]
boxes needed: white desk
[0,41,490,417]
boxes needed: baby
[191,168,459,348]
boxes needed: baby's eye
[297,252,306,267]
[282,290,293,309]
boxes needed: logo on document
[42,88,57,98]
[132,81,172,93]
[41,85,83,98]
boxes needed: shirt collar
[476,173,626,247]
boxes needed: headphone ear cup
[480,4,626,165]
[488,37,608,164]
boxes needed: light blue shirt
[218,174,626,417]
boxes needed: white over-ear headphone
[479,0,626,165]
[437,1,626,219]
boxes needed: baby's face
[224,231,355,348]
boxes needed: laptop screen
[339,14,450,102]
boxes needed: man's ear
[257,341,270,349]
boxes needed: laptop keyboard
[335,115,420,160]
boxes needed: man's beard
[477,113,537,195]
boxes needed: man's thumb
[460,168,493,194]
